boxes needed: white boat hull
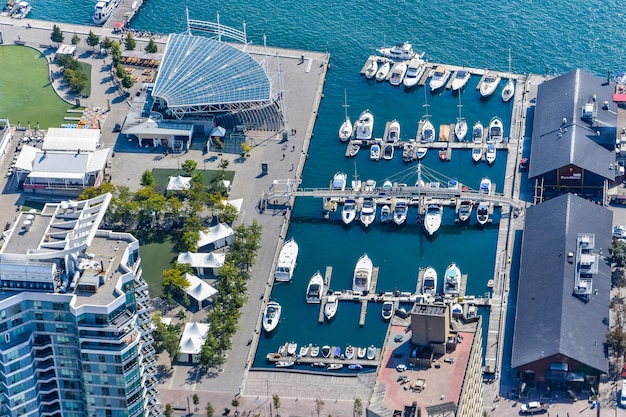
[275,239,298,282]
[422,267,437,295]
[262,301,281,333]
[339,118,352,142]
[443,263,461,295]
[352,254,373,293]
[342,200,357,225]
[472,147,483,162]
[423,204,443,235]
[306,272,324,304]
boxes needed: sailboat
[501,49,515,103]
[351,161,362,192]
[419,88,435,143]
[454,92,467,141]
[338,89,352,142]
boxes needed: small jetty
[266,343,381,367]
[103,0,145,28]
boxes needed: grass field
[77,61,92,97]
[0,45,77,128]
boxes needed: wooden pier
[318,266,334,323]
[103,0,145,29]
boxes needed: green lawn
[0,45,77,128]
[77,61,92,97]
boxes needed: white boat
[380,205,392,223]
[311,362,326,368]
[389,62,408,86]
[429,65,450,92]
[385,120,401,142]
[321,345,332,358]
[476,202,489,225]
[415,147,427,160]
[458,200,473,222]
[443,262,461,296]
[421,119,435,143]
[365,59,378,79]
[382,143,394,160]
[363,179,376,192]
[369,143,381,161]
[501,78,515,102]
[12,0,30,18]
[472,121,484,143]
[276,361,294,368]
[378,41,418,61]
[348,364,363,370]
[348,143,360,157]
[327,363,343,371]
[357,347,367,359]
[352,254,373,293]
[451,69,471,91]
[488,116,503,143]
[480,72,501,97]
[311,345,320,357]
[403,58,426,89]
[471,146,482,163]
[342,199,357,225]
[381,301,394,321]
[485,143,496,165]
[299,344,310,357]
[421,267,437,295]
[305,272,324,304]
[479,177,492,195]
[275,238,298,282]
[93,0,118,25]
[287,342,297,356]
[355,110,374,140]
[423,204,443,235]
[359,198,376,227]
[324,295,338,320]
[392,199,408,225]
[330,172,347,190]
[345,345,355,360]
[338,90,352,142]
[366,345,377,360]
[351,163,362,192]
[455,93,467,141]
[375,61,391,81]
[262,301,281,333]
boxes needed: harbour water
[25,0,626,368]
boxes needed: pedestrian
[282,153,285,160]
[290,163,294,171]
[292,145,295,152]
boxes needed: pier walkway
[103,0,144,29]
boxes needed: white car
[396,364,407,372]
[614,225,626,239]
[520,401,547,414]
[620,380,626,408]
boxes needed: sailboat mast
[343,89,349,120]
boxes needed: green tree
[612,239,626,268]
[140,170,155,187]
[273,394,281,416]
[213,137,224,150]
[164,404,174,417]
[50,24,64,45]
[218,203,239,225]
[145,38,158,53]
[162,268,190,297]
[218,159,230,170]
[121,74,134,89]
[64,68,87,94]
[205,402,214,417]
[86,31,100,51]
[607,326,626,359]
[110,41,122,66]
[71,33,81,46]
[240,142,251,157]
[231,399,239,409]
[100,36,113,54]
[192,394,200,411]
[181,159,197,175]
[162,324,182,368]
[353,398,363,417]
[124,33,136,51]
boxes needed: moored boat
[378,41,419,61]
[375,61,391,81]
[348,143,360,157]
[93,0,118,25]
[275,238,298,282]
[476,202,489,225]
[429,65,450,92]
[403,58,426,89]
[348,364,363,370]
[311,362,326,368]
[305,272,324,304]
[480,72,501,97]
[12,0,29,18]
[370,143,381,161]
[443,262,461,295]
[276,361,294,368]
[485,143,496,165]
[455,118,467,141]
[327,363,343,371]
[423,203,443,235]
[380,205,392,223]
[366,345,377,360]
[382,143,394,160]
[338,90,352,142]
[479,177,492,195]
[345,345,355,360]
[365,59,378,79]
[330,172,347,190]
[471,146,483,163]
[385,119,400,142]
[324,295,338,320]
[472,120,484,143]
[262,301,281,333]
[451,69,471,91]
[421,267,437,295]
[299,345,310,357]
[488,116,503,143]
[421,118,435,143]
[355,110,374,140]
[458,200,473,222]
[287,342,297,356]
[310,345,320,357]
[392,199,408,225]
[342,199,357,225]
[438,149,448,161]
[416,147,427,160]
[381,301,394,321]
[321,345,332,358]
[357,347,367,359]
[359,198,376,227]
[352,254,373,293]
[502,78,515,102]
[389,62,407,86]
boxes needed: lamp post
[266,380,272,417]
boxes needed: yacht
[324,295,338,320]
[420,118,435,143]
[451,69,471,91]
[330,172,347,190]
[310,345,320,357]
[502,78,515,102]
[345,345,355,360]
[389,62,408,86]
[429,65,450,92]
[385,120,400,142]
[382,143,394,160]
[352,254,373,293]
[378,41,418,61]
[480,72,501,97]
[369,143,381,161]
[381,301,394,321]
[423,203,443,235]
[488,116,503,143]
[359,198,376,227]
[93,0,119,25]
[305,271,324,304]
[275,238,298,282]
[421,267,437,295]
[287,342,298,355]
[12,0,30,18]
[379,204,391,223]
[403,58,426,89]
[443,263,461,296]
[392,199,408,225]
[476,202,490,225]
[416,147,427,160]
[321,345,332,358]
[299,344,310,357]
[472,121,484,143]
[471,146,483,163]
[365,59,378,79]
[366,345,377,360]
[479,177,492,195]
[455,93,467,141]
[262,301,281,333]
[355,110,374,140]
[485,143,496,165]
[458,200,473,222]
[357,347,367,359]
[375,61,391,82]
[342,199,357,225]
[363,179,377,192]
[338,90,352,142]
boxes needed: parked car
[620,380,626,408]
[520,401,547,414]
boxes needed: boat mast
[507,48,512,77]
[457,90,463,122]
[343,89,349,120]
[422,87,430,118]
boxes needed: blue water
[28,0,626,367]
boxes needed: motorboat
[423,204,443,235]
[487,279,495,288]
[383,180,393,190]
[370,143,381,161]
[403,58,426,89]
[420,118,435,143]
[485,143,496,165]
[416,147,427,160]
[451,69,471,91]
[276,361,294,368]
[421,267,437,295]
[443,262,461,296]
[366,345,377,360]
[458,200,473,222]
[324,295,338,320]
[305,272,324,304]
[363,179,376,192]
[327,363,343,371]
[93,0,118,25]
[378,41,419,61]
[321,345,332,358]
[311,362,326,368]
[438,149,448,161]
[275,238,298,282]
[385,120,401,142]
[357,347,367,359]
[12,0,30,18]
[382,143,394,160]
[392,199,408,225]
[472,121,484,143]
[299,345,310,357]
[278,344,286,356]
[287,342,297,355]
[488,116,503,143]
[338,90,352,142]
[389,62,408,86]
[342,199,357,225]
[359,198,376,227]
[479,177,492,195]
[348,364,363,371]
[375,61,391,81]
[381,301,394,321]
[262,301,281,333]
[330,172,347,190]
[455,118,467,141]
[352,254,373,293]
[471,146,483,163]
[348,143,360,157]
[502,78,515,102]
[365,59,378,79]
[477,202,489,225]
[333,346,342,358]
[429,65,450,92]
[480,72,501,97]
[380,205,392,223]
[345,345,355,360]
[311,345,320,357]
[355,110,374,140]
[402,141,416,162]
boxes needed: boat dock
[265,343,381,367]
[103,0,144,28]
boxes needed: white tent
[184,273,218,309]
[167,175,191,191]
[198,223,234,250]
[226,198,243,214]
[178,322,209,363]
[210,126,226,137]
[177,251,225,276]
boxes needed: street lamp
[266,380,272,417]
